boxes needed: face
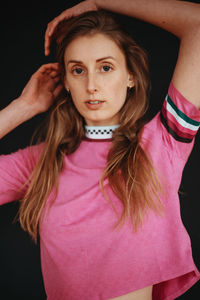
[64,33,134,126]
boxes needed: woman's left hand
[44,0,98,56]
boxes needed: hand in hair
[44,0,98,56]
[0,63,63,139]
[20,63,62,114]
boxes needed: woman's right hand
[0,63,63,139]
[44,0,98,56]
[19,63,63,115]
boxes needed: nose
[86,72,98,94]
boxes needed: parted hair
[19,10,163,243]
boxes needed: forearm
[96,0,200,39]
[0,99,36,139]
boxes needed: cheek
[109,70,128,89]
[109,76,128,103]
[70,94,83,112]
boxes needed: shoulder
[141,82,200,161]
[0,142,44,171]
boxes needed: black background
[0,1,199,299]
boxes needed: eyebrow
[67,56,116,66]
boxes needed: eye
[102,65,112,72]
[72,67,84,75]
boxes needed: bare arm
[96,0,199,38]
[45,0,200,108]
[0,99,37,139]
[96,0,200,108]
[0,63,62,139]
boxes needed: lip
[85,100,105,110]
[85,99,104,102]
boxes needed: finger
[44,25,51,56]
[48,19,59,38]
[39,63,60,74]
[48,12,67,36]
[49,70,61,78]
[44,20,58,56]
[43,76,61,91]
[32,64,60,81]
[44,18,59,56]
[45,68,59,76]
[44,9,75,55]
[53,83,64,98]
[51,75,61,84]
[48,10,74,37]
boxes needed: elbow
[179,5,200,39]
[180,20,200,42]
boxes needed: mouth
[86,100,105,104]
[85,100,105,110]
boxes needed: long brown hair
[19,10,163,243]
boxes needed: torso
[109,285,153,300]
[39,86,200,299]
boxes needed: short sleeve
[143,82,200,160]
[161,82,200,141]
[0,144,42,205]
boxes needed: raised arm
[45,0,200,108]
[0,63,62,139]
[97,0,200,109]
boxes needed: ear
[127,73,135,89]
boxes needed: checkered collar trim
[85,125,120,140]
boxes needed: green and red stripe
[160,94,200,143]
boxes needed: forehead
[64,33,126,64]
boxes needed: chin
[84,112,119,126]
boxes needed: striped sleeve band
[160,92,200,143]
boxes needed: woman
[1,0,200,299]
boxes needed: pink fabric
[0,82,200,299]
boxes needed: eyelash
[71,64,113,75]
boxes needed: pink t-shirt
[0,82,200,300]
